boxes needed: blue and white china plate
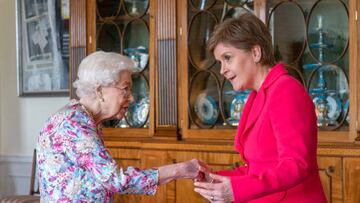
[126,94,150,127]
[194,93,218,125]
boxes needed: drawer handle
[326,166,335,174]
[355,133,360,141]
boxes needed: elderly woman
[194,13,327,202]
[36,51,203,202]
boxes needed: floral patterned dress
[36,100,158,202]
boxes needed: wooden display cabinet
[68,0,360,202]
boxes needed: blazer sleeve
[216,166,248,176]
[230,78,318,202]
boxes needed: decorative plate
[313,95,341,121]
[135,98,150,124]
[126,95,149,127]
[194,93,218,125]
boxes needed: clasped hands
[180,159,235,203]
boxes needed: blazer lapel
[241,88,266,143]
[234,91,256,152]
[236,64,288,149]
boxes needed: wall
[0,0,68,197]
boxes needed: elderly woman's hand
[158,159,209,184]
[194,173,234,203]
[180,159,210,180]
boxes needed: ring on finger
[211,195,215,201]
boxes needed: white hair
[73,51,134,99]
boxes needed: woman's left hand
[194,173,234,203]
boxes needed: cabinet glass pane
[97,23,121,52]
[190,0,217,10]
[187,0,253,129]
[223,6,252,20]
[124,0,149,17]
[124,19,149,73]
[268,2,306,64]
[97,0,120,18]
[121,74,150,128]
[188,12,217,69]
[225,0,249,7]
[96,0,150,129]
[307,0,348,63]
[308,65,349,129]
[268,0,349,130]
[189,70,221,128]
[222,80,250,127]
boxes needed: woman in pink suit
[194,13,327,203]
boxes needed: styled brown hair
[207,13,276,66]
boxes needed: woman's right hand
[194,173,234,203]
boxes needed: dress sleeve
[230,78,318,202]
[63,118,158,195]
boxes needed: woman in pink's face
[213,43,270,92]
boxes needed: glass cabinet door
[180,0,255,139]
[267,0,350,134]
[95,0,151,130]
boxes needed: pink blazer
[217,64,327,203]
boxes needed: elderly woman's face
[101,70,134,120]
[214,43,260,91]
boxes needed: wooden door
[344,158,360,203]
[317,156,343,203]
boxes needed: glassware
[224,90,250,126]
